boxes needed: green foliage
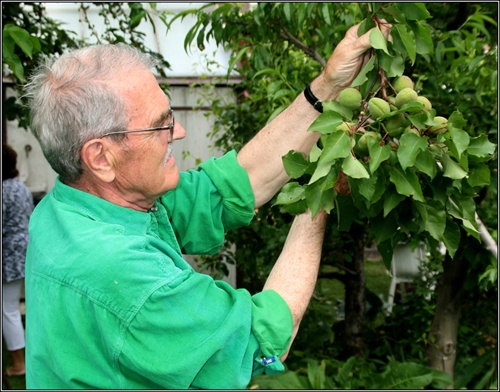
[171,2,497,388]
[273,3,497,267]
[2,23,41,81]
[249,356,452,389]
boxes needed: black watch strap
[304,84,323,113]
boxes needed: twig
[278,22,326,67]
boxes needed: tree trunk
[427,248,468,386]
[343,223,368,357]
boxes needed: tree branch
[278,21,326,67]
[476,213,498,260]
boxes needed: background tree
[167,2,497,388]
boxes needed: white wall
[42,2,235,78]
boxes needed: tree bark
[427,248,468,386]
[343,223,368,357]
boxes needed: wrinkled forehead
[113,67,170,127]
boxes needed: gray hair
[23,43,159,183]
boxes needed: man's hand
[313,20,392,98]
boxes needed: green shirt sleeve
[118,270,292,389]
[161,150,255,255]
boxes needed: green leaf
[309,160,333,184]
[370,27,391,55]
[322,100,353,121]
[368,141,391,173]
[380,362,433,389]
[409,21,434,55]
[383,190,406,217]
[448,110,467,129]
[397,133,428,171]
[462,218,480,240]
[129,8,146,29]
[351,55,376,87]
[307,359,327,389]
[392,24,416,65]
[447,127,470,160]
[384,4,407,23]
[358,18,376,35]
[274,182,305,206]
[308,110,344,135]
[389,166,425,202]
[467,134,497,158]
[397,3,431,20]
[372,211,399,246]
[467,165,491,187]
[414,201,446,241]
[377,239,395,270]
[378,51,405,78]
[357,170,385,208]
[2,35,24,80]
[318,130,352,163]
[3,24,35,58]
[282,150,309,179]
[320,3,331,26]
[306,172,336,218]
[228,46,251,76]
[408,109,433,129]
[441,218,460,259]
[447,194,476,222]
[441,155,467,180]
[342,154,370,179]
[283,2,291,23]
[306,183,332,219]
[414,149,437,179]
[309,143,322,163]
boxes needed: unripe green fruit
[385,113,407,137]
[358,131,380,152]
[404,126,420,136]
[387,96,397,110]
[336,122,352,135]
[368,97,391,119]
[393,75,414,93]
[417,96,432,111]
[429,143,444,157]
[429,116,448,133]
[395,87,419,108]
[338,88,362,110]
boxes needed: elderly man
[24,22,384,389]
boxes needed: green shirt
[25,151,292,389]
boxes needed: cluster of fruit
[334,76,447,155]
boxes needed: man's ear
[81,139,116,183]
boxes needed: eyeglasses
[100,108,174,142]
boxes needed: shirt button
[149,205,158,212]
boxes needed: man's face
[109,67,186,207]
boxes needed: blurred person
[23,21,390,389]
[2,143,34,377]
